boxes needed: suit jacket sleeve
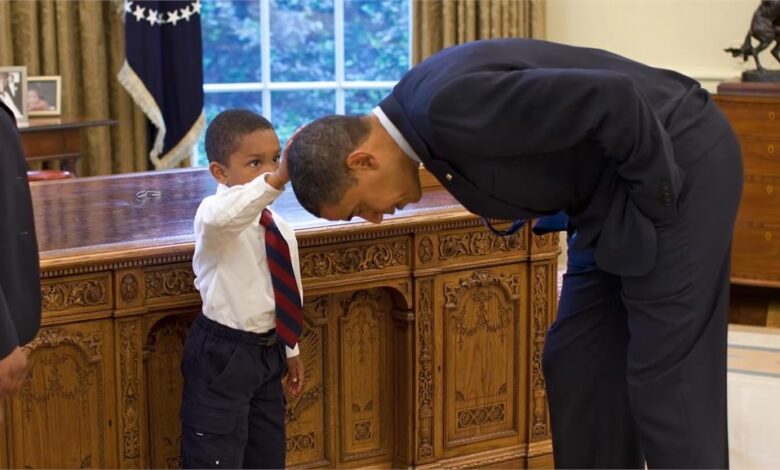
[427,68,684,224]
[0,101,41,359]
[0,284,19,359]
[0,108,20,359]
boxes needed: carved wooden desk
[0,169,558,469]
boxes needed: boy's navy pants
[181,314,288,469]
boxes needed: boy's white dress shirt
[193,174,301,357]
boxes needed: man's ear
[209,161,229,184]
[345,151,378,171]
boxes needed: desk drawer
[737,175,780,223]
[732,223,780,283]
[718,102,780,135]
[739,136,780,176]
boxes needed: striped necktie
[259,209,303,348]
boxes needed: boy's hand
[266,128,301,190]
[266,127,302,190]
[284,355,304,398]
[265,158,288,190]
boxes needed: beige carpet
[728,325,780,468]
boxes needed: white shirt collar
[372,106,420,163]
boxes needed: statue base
[718,79,780,96]
[741,69,780,82]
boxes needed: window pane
[271,90,335,144]
[344,88,390,115]
[344,0,409,81]
[195,91,265,167]
[202,0,262,83]
[271,0,335,82]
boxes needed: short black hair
[205,109,274,166]
[287,115,371,217]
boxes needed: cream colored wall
[545,0,770,92]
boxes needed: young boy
[181,109,304,469]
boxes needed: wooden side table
[17,116,117,175]
[714,81,780,327]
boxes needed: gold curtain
[0,0,148,176]
[413,0,546,64]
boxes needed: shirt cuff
[285,343,300,358]
[253,172,284,198]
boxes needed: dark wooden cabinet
[714,82,780,327]
[17,116,116,174]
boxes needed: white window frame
[202,0,413,117]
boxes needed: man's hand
[284,355,304,398]
[0,347,28,398]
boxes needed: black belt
[195,314,278,347]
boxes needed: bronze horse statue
[725,0,780,73]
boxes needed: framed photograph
[27,75,61,117]
[0,65,27,122]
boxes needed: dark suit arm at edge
[0,99,39,359]
[0,284,20,360]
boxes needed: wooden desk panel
[2,169,558,469]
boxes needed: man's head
[286,114,422,223]
[205,109,280,187]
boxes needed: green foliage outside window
[197,0,410,167]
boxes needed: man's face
[319,150,422,224]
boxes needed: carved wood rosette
[115,269,145,313]
[416,235,437,268]
[115,263,201,317]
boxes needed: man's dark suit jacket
[379,38,733,276]
[0,100,41,359]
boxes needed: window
[198,0,411,166]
